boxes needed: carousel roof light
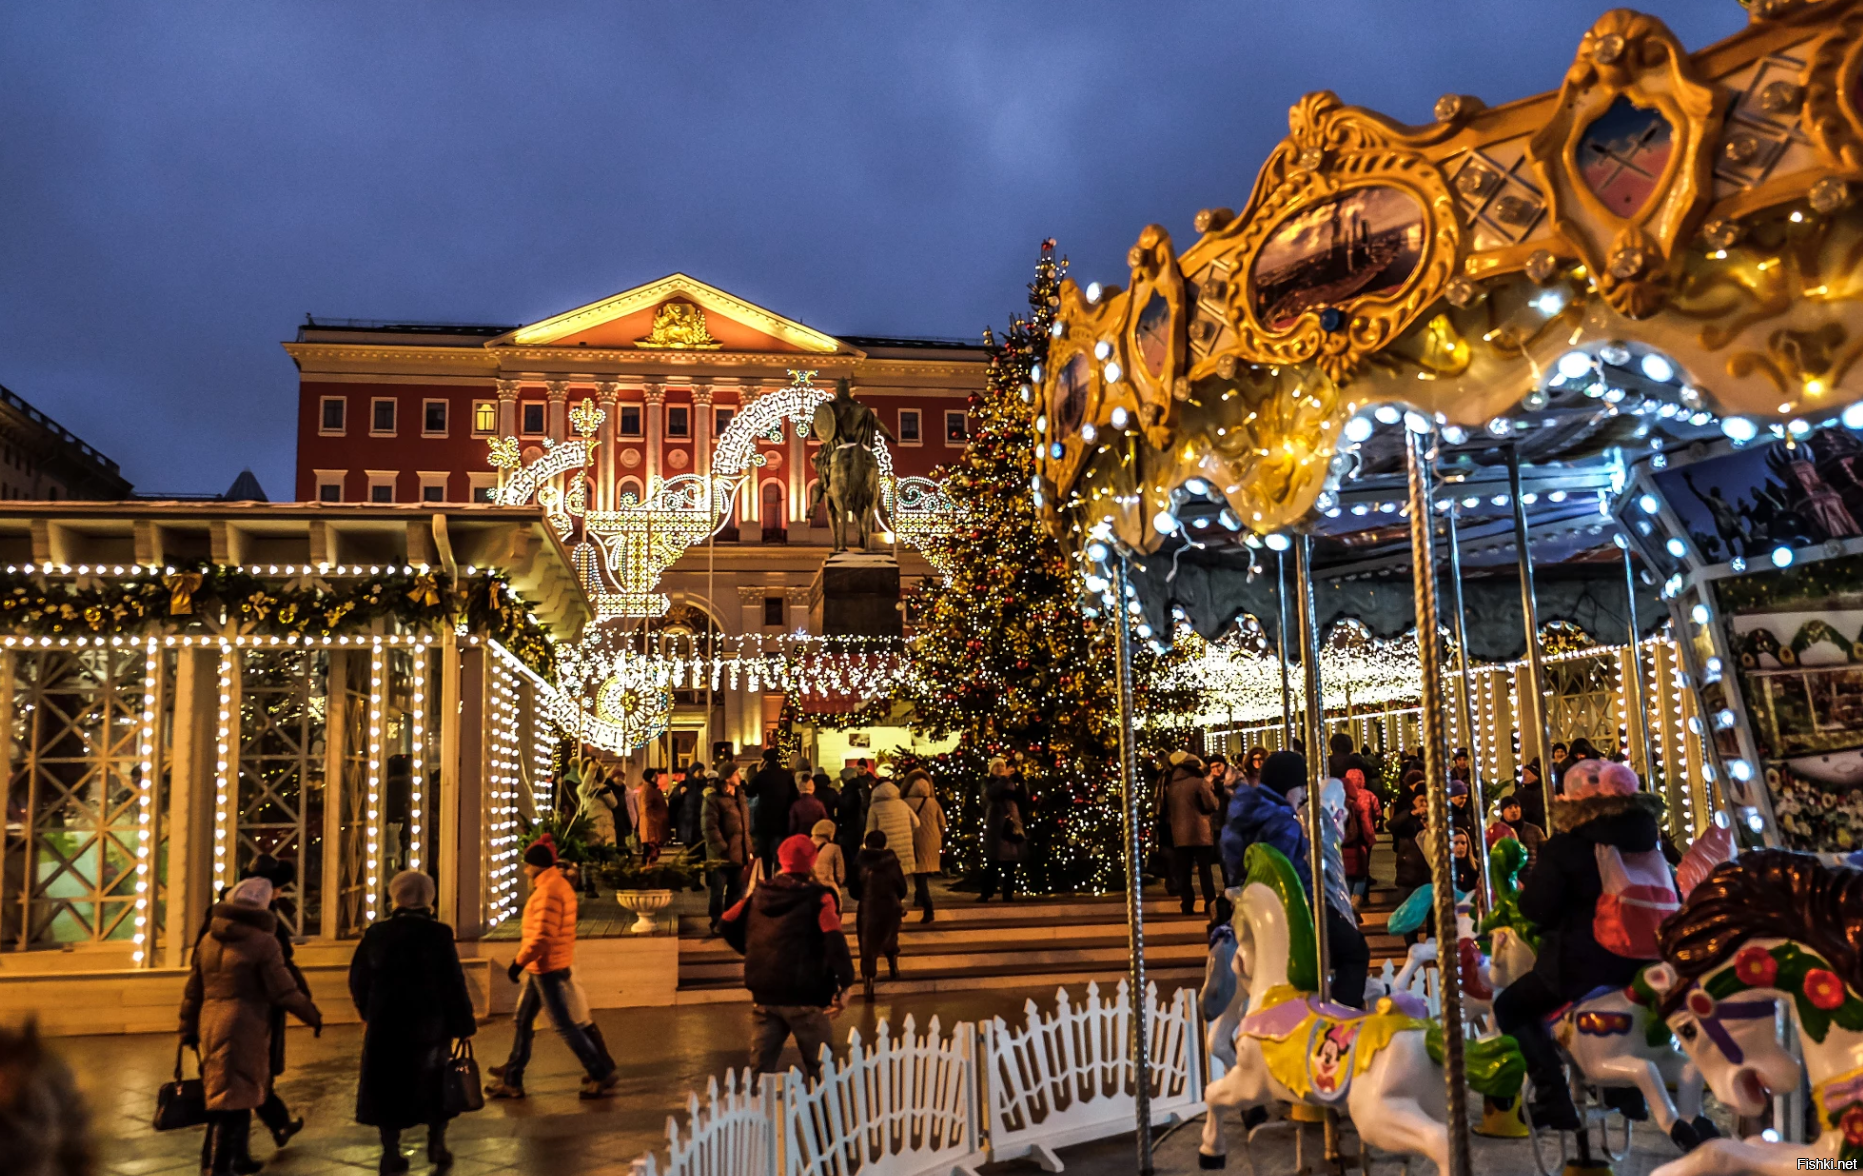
[1153,510,1179,533]
[1110,406,1130,429]
[1637,493,1661,514]
[1557,350,1593,379]
[1721,416,1759,443]
[1844,402,1863,430]
[1343,415,1375,443]
[1263,532,1292,552]
[1640,353,1675,382]
[1771,545,1795,567]
[1691,604,1710,625]
[1665,537,1689,558]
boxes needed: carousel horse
[1646,850,1863,1176]
[1198,843,1523,1172]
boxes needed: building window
[418,472,448,503]
[320,397,346,435]
[366,472,396,502]
[666,406,690,438]
[521,403,545,435]
[473,401,497,435]
[467,472,499,503]
[714,407,735,437]
[763,596,786,627]
[369,398,396,436]
[314,470,346,502]
[899,409,922,444]
[619,405,643,437]
[616,477,644,504]
[944,410,969,444]
[422,400,448,437]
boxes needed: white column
[788,395,806,525]
[738,382,761,527]
[596,381,619,511]
[545,381,568,442]
[644,383,665,488]
[693,381,714,481]
[496,379,519,437]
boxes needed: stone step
[672,963,1208,1005]
[680,938,1217,985]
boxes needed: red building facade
[288,274,987,532]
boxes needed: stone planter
[613,888,674,934]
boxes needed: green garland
[0,564,557,680]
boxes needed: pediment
[489,274,850,354]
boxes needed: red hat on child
[524,833,557,868]
[777,834,818,874]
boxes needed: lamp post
[1507,444,1556,824]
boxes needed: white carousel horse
[1647,850,1863,1176]
[1199,843,1478,1173]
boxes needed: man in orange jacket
[485,834,619,1100]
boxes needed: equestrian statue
[809,378,895,552]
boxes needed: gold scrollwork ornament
[1038,279,1127,503]
[1122,224,1188,448]
[1185,91,1464,385]
[1527,10,1724,319]
[1804,5,1863,175]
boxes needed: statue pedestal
[810,553,903,640]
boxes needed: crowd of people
[164,750,954,1174]
[1154,728,1679,1131]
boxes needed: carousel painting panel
[1249,186,1427,331]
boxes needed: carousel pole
[1619,540,1657,794]
[1277,549,1295,747]
[1294,533,1343,1163]
[1109,558,1153,1175]
[1443,495,1492,910]
[1507,444,1557,823]
[1407,424,1474,1176]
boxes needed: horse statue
[1198,843,1523,1172]
[1646,849,1863,1176]
[808,378,892,551]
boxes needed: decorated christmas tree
[903,241,1193,894]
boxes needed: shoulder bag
[153,1044,207,1131]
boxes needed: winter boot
[427,1121,452,1170]
[584,1022,618,1073]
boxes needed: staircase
[674,883,1412,1004]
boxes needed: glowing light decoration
[486,658,522,927]
[494,437,590,508]
[366,643,385,924]
[130,641,159,966]
[407,650,427,873]
[214,646,236,890]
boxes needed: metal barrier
[629,983,1194,1176]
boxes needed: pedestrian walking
[721,834,855,1081]
[1164,750,1219,915]
[483,835,618,1100]
[808,819,846,905]
[834,768,869,901]
[854,830,907,1000]
[628,768,671,863]
[747,748,798,872]
[787,777,828,836]
[901,770,946,923]
[862,776,919,877]
[179,876,323,1175]
[215,854,311,1151]
[668,761,707,847]
[348,871,477,1174]
[979,759,1030,902]
[701,764,752,936]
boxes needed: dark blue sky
[0,2,1746,498]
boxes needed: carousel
[1034,3,1863,1174]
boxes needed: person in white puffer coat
[863,778,919,877]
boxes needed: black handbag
[153,1044,207,1131]
[443,1039,484,1116]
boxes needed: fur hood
[207,899,277,942]
[1549,789,1665,834]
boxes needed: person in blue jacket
[1220,750,1369,1008]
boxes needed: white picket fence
[985,981,1203,1169]
[631,981,1199,1176]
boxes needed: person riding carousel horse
[808,378,896,552]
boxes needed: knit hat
[987,757,1008,775]
[811,819,836,840]
[245,853,296,889]
[840,766,860,783]
[1448,780,1468,798]
[1259,751,1306,797]
[389,870,436,909]
[524,833,557,869]
[1168,750,1204,772]
[1566,759,1640,800]
[228,877,273,908]
[864,829,888,850]
[777,834,818,874]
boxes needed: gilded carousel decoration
[1035,2,1863,550]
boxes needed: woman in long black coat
[855,830,908,1001]
[349,871,477,1174]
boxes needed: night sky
[0,2,1746,498]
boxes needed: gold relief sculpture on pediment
[1184,92,1463,386]
[635,300,722,350]
[1526,10,1725,319]
[1122,224,1189,448]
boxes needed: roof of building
[224,469,268,502]
[0,382,126,480]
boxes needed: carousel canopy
[1033,3,1863,639]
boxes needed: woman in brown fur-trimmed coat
[180,877,322,1175]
